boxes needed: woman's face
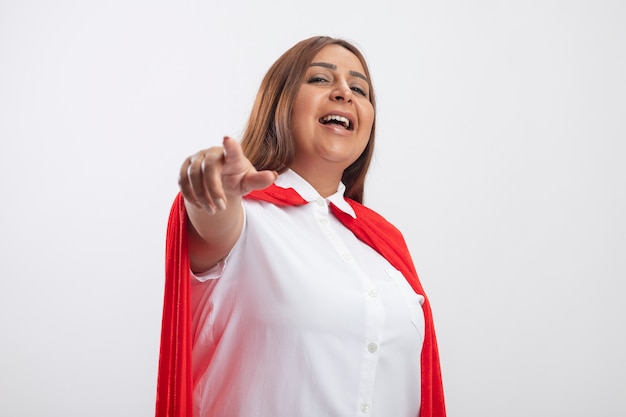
[290,44,374,176]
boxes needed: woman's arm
[178,136,277,273]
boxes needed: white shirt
[191,170,425,417]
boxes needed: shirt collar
[275,169,357,218]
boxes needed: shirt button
[360,403,371,413]
[367,288,378,298]
[319,216,328,224]
[316,198,326,206]
[342,252,352,261]
[367,343,378,353]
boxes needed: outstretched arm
[178,136,277,273]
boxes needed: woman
[156,36,446,417]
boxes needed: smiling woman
[156,35,446,417]
[289,44,374,194]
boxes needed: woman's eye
[351,86,367,96]
[308,76,328,84]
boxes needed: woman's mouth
[319,114,353,130]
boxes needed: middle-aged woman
[156,35,446,417]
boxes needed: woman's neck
[289,165,343,198]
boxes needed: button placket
[312,198,382,415]
[312,198,355,263]
[356,274,384,416]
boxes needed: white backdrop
[1,1,625,416]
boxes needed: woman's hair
[241,35,376,204]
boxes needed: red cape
[156,186,446,417]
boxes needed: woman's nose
[331,81,352,102]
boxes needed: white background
[1,1,625,416]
